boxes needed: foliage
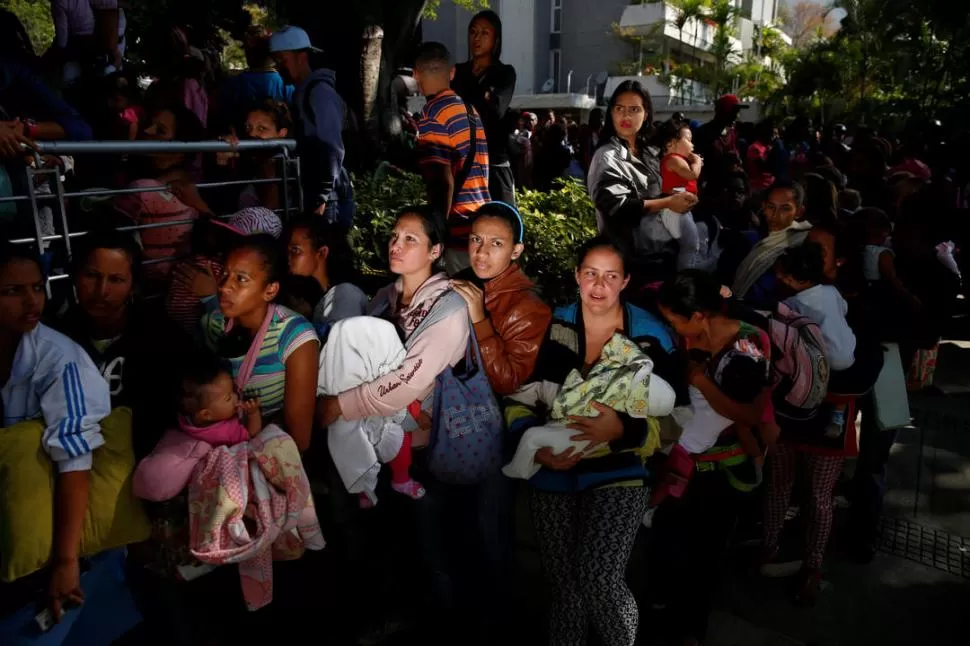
[350,168,596,304]
[516,178,597,305]
[784,0,838,49]
[348,166,427,274]
[422,0,490,20]
[1,0,53,54]
[775,0,970,124]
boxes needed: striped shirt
[202,305,318,416]
[167,256,224,337]
[416,90,490,249]
[1,323,111,473]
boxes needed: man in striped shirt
[413,42,490,274]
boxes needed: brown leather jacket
[473,264,552,396]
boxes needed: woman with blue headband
[451,201,552,395]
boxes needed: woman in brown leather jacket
[450,201,552,395]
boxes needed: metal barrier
[0,139,302,292]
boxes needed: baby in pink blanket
[178,359,262,446]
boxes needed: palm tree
[708,0,739,97]
[655,0,709,101]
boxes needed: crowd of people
[0,6,966,646]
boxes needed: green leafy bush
[516,178,597,304]
[350,168,597,304]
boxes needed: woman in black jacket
[452,9,517,204]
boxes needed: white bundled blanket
[317,317,407,495]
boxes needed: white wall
[497,0,536,95]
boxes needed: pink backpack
[757,302,830,422]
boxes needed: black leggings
[531,487,649,646]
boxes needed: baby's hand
[241,399,263,438]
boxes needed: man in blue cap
[269,25,354,228]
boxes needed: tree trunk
[287,0,428,168]
[361,25,385,159]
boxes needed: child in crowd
[502,333,676,479]
[658,120,703,271]
[216,100,292,211]
[177,356,262,447]
[776,242,857,436]
[777,243,857,372]
[858,207,922,313]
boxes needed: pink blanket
[187,424,325,610]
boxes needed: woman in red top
[660,120,702,194]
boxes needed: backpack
[743,302,830,423]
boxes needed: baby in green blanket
[503,333,676,479]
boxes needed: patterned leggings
[530,487,649,646]
[764,445,845,569]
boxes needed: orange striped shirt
[416,90,490,248]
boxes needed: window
[552,0,563,34]
[551,49,562,92]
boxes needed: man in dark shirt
[694,93,747,190]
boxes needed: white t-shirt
[785,284,857,372]
[51,0,126,54]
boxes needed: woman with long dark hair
[452,10,518,204]
[285,214,368,328]
[56,228,187,458]
[0,244,111,620]
[652,270,772,645]
[522,236,680,646]
[193,234,320,451]
[587,80,697,285]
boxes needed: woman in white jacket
[0,244,111,619]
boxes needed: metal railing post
[23,166,51,297]
[50,162,73,264]
[294,156,304,215]
[280,152,291,221]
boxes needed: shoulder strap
[452,102,478,206]
[233,305,276,392]
[302,78,351,134]
[405,290,467,351]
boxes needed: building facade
[422,0,784,107]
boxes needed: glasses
[613,104,645,117]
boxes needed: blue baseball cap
[268,26,322,54]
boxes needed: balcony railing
[620,3,743,59]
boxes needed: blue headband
[484,200,525,243]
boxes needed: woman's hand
[215,133,240,166]
[0,120,32,158]
[687,361,708,387]
[666,191,698,214]
[450,279,487,323]
[535,447,583,471]
[316,395,342,428]
[175,263,219,298]
[48,556,84,622]
[567,401,624,447]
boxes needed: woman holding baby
[514,236,680,646]
[650,270,774,646]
